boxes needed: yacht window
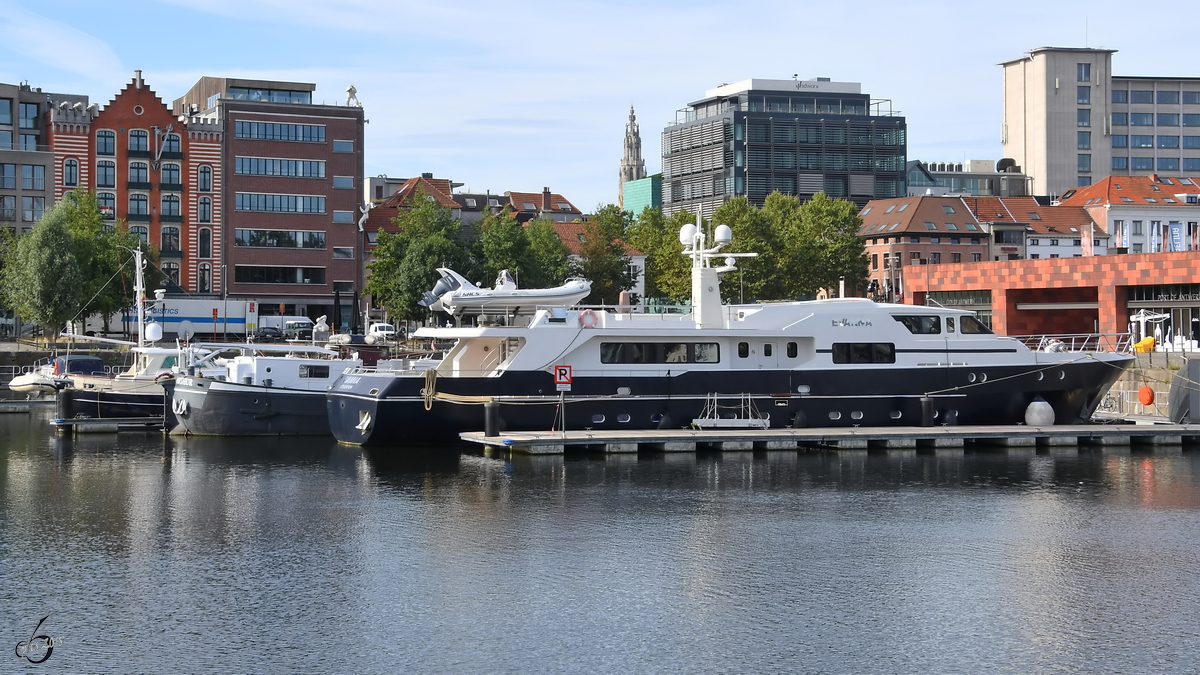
[893,315,941,334]
[599,342,719,364]
[832,343,896,364]
[738,342,749,358]
[787,342,798,358]
[763,344,773,357]
[299,364,330,378]
[946,317,955,333]
[959,316,993,334]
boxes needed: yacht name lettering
[832,319,872,327]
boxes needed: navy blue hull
[327,359,1131,446]
[61,388,163,419]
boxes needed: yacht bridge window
[600,342,719,364]
[958,316,993,334]
[832,343,896,364]
[893,315,941,334]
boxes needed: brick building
[47,71,217,293]
[172,76,365,319]
[3,82,83,233]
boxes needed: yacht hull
[165,377,333,436]
[60,388,164,419]
[327,357,1131,446]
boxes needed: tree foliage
[1,203,83,332]
[625,207,692,301]
[476,207,536,286]
[572,205,633,305]
[524,217,571,288]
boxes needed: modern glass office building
[661,78,907,217]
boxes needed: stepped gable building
[2,82,86,232]
[172,76,365,320]
[1057,174,1200,252]
[662,77,907,218]
[47,71,216,293]
[618,106,646,209]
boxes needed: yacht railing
[1009,333,1133,354]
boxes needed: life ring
[579,309,598,328]
[172,397,190,416]
[154,372,175,383]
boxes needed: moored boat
[327,222,1135,446]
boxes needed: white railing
[1010,333,1134,354]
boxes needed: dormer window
[557,202,571,211]
[1145,198,1157,203]
[1151,185,1161,191]
[465,198,477,208]
[897,203,909,212]
[942,205,956,214]
[1164,197,1177,203]
[522,201,536,210]
[1069,227,1079,232]
[488,198,500,207]
[884,205,896,214]
[1120,197,1134,203]
[1114,183,1123,189]
[1028,212,1042,220]
[861,206,873,215]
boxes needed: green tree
[625,207,694,302]
[57,191,152,327]
[573,205,633,305]
[712,197,787,302]
[524,217,571,288]
[1,202,83,333]
[792,192,868,295]
[365,190,475,318]
[476,207,536,286]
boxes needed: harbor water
[3,407,1200,672]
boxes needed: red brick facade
[904,250,1200,335]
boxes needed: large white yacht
[327,224,1134,446]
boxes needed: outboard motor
[418,273,463,308]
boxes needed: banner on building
[1170,221,1185,252]
[1082,222,1094,256]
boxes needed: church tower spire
[618,105,646,209]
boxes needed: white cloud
[0,1,124,85]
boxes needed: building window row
[235,157,325,178]
[234,121,325,143]
[234,193,325,213]
[1112,113,1200,126]
[0,98,11,125]
[18,103,38,129]
[1112,90,1200,105]
[234,228,326,249]
[226,87,312,105]
[21,165,45,190]
[234,265,326,285]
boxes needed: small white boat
[7,355,101,396]
[419,269,590,316]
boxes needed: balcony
[160,214,183,223]
[159,182,184,192]
[160,151,184,160]
[127,213,151,222]
[127,181,152,191]
[127,149,151,159]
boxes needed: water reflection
[4,408,1200,672]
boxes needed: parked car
[254,326,284,342]
[283,320,314,342]
[368,323,401,341]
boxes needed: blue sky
[0,0,1186,210]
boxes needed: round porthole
[650,413,663,423]
[1059,370,1066,380]
[253,398,259,404]
[1037,372,1044,381]
[266,367,272,373]
[618,414,631,423]
[617,387,631,396]
[592,414,605,424]
[979,373,988,383]
[968,373,977,383]
[851,411,864,420]
[797,384,811,394]
[828,411,841,420]
[889,410,902,419]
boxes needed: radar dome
[144,322,163,342]
[679,224,697,245]
[714,224,732,244]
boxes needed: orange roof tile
[507,191,581,214]
[1059,174,1200,208]
[535,221,642,256]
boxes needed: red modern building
[173,77,365,320]
[47,71,222,293]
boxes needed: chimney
[134,70,143,90]
[421,172,433,179]
[542,187,551,211]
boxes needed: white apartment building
[1002,46,1200,198]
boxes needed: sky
[0,0,1190,211]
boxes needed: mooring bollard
[484,400,499,437]
[56,386,70,421]
[920,397,935,427]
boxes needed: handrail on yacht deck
[1008,332,1133,354]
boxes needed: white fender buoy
[1025,398,1055,426]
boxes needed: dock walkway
[460,424,1200,454]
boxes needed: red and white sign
[553,365,573,385]
[212,308,219,321]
